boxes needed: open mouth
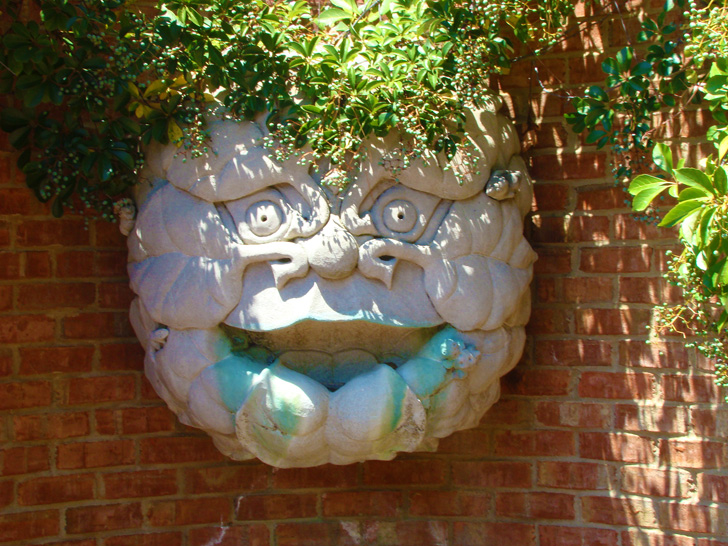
[220,320,444,390]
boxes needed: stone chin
[125,102,536,467]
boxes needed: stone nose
[300,215,358,280]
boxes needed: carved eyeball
[245,201,283,237]
[382,200,417,233]
[367,185,447,243]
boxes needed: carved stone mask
[126,99,536,467]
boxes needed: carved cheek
[423,256,494,332]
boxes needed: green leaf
[616,47,634,72]
[632,183,670,211]
[318,8,350,26]
[652,142,673,173]
[658,199,703,227]
[674,167,715,195]
[601,58,619,75]
[628,174,669,195]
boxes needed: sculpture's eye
[383,200,417,233]
[245,201,284,237]
[367,185,448,243]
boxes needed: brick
[18,474,95,505]
[569,215,611,242]
[619,277,681,304]
[94,220,127,247]
[121,406,175,434]
[452,462,532,489]
[14,412,89,441]
[532,184,569,211]
[533,247,572,275]
[582,496,658,527]
[408,491,460,517]
[0,187,46,215]
[569,54,609,84]
[104,470,178,499]
[663,375,721,403]
[95,409,117,435]
[140,437,225,464]
[94,251,128,277]
[0,480,13,509]
[57,440,135,469]
[534,339,611,367]
[529,122,569,149]
[0,380,52,409]
[621,467,692,498]
[66,503,143,534]
[699,474,728,502]
[502,368,571,396]
[188,526,269,546]
[661,503,717,534]
[580,246,652,273]
[63,312,131,339]
[271,464,356,489]
[454,522,536,546]
[0,286,11,312]
[24,251,51,278]
[0,510,59,542]
[0,252,20,278]
[496,492,526,517]
[98,343,144,371]
[536,277,558,303]
[540,526,619,546]
[659,440,725,468]
[436,428,491,456]
[623,530,699,546]
[530,153,606,180]
[563,277,613,303]
[276,523,332,546]
[322,491,401,517]
[494,430,575,457]
[576,185,630,211]
[19,346,94,375]
[536,401,610,428]
[531,215,567,244]
[16,220,88,246]
[615,404,688,434]
[17,282,95,310]
[538,461,607,490]
[236,494,316,520]
[578,372,655,399]
[56,251,94,278]
[614,213,677,240]
[1,445,50,475]
[148,498,232,526]
[620,340,689,370]
[65,375,136,405]
[580,432,655,463]
[525,308,569,335]
[530,492,576,520]
[104,533,182,546]
[362,460,446,486]
[575,308,651,336]
[99,282,134,309]
[0,314,55,343]
[185,466,268,494]
[480,398,533,426]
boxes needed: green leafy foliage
[0,0,575,218]
[571,0,728,397]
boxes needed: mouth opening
[219,321,443,390]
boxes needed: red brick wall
[1,2,727,545]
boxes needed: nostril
[379,255,395,262]
[273,258,292,264]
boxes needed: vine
[0,0,575,219]
[566,0,728,396]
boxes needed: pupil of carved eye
[383,199,417,233]
[245,201,283,237]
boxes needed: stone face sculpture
[125,97,536,467]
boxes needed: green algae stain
[213,355,266,411]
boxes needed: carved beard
[127,106,536,467]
